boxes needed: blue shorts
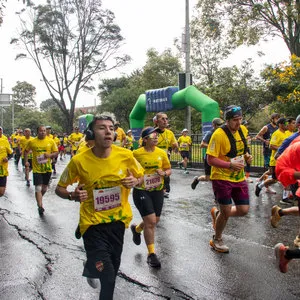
[212,180,249,206]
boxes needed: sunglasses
[231,106,241,113]
[146,132,159,139]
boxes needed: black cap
[141,127,158,138]
[277,117,286,125]
[224,105,242,120]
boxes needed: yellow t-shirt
[25,137,58,173]
[124,135,134,149]
[206,126,248,182]
[269,129,289,166]
[156,129,177,152]
[19,136,34,159]
[0,135,8,140]
[133,146,170,191]
[10,133,18,148]
[68,132,84,150]
[63,137,68,146]
[58,145,144,235]
[0,139,13,177]
[76,142,92,154]
[114,127,126,146]
[178,135,192,151]
[53,136,60,147]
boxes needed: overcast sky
[0,0,290,108]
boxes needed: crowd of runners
[0,107,299,299]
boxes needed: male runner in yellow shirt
[18,128,34,186]
[0,131,13,196]
[207,105,252,253]
[24,125,58,215]
[55,115,144,299]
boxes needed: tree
[40,98,67,132]
[12,0,130,132]
[262,54,300,116]
[202,59,274,122]
[12,81,36,108]
[188,12,233,86]
[98,49,182,130]
[196,0,300,56]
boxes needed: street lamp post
[185,0,191,132]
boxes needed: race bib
[180,143,188,148]
[230,155,244,166]
[37,154,48,164]
[144,174,162,190]
[93,186,121,211]
[75,141,80,147]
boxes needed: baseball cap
[295,115,300,125]
[141,127,158,138]
[212,118,224,126]
[224,105,242,120]
[277,117,286,125]
[127,129,132,134]
[182,128,188,133]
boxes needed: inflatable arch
[129,85,220,139]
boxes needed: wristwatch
[68,192,72,200]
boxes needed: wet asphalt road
[0,157,299,300]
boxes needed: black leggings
[83,222,125,300]
[285,249,300,259]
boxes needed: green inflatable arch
[129,85,220,134]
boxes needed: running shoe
[75,225,81,239]
[280,198,293,205]
[83,261,99,289]
[147,253,161,268]
[209,235,229,253]
[265,186,276,194]
[87,277,99,289]
[26,180,30,187]
[271,205,281,228]
[191,176,199,190]
[130,224,141,245]
[294,235,300,248]
[274,243,290,273]
[163,192,169,198]
[184,170,189,174]
[255,183,262,197]
[177,162,183,169]
[210,207,219,231]
[38,207,45,216]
